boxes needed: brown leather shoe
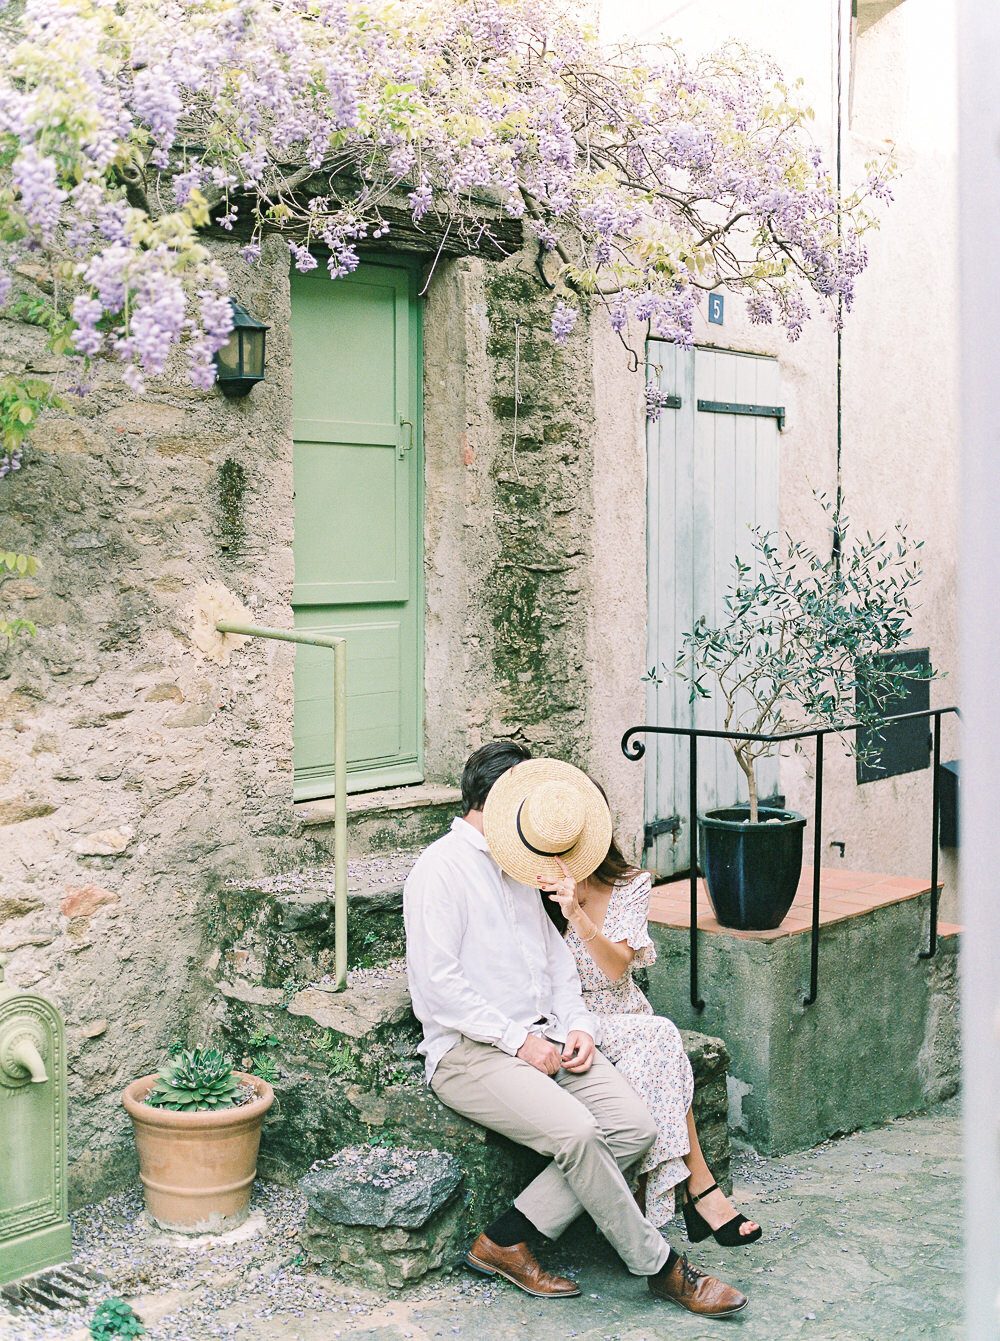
[649,1253,748,1317]
[465,1232,580,1298]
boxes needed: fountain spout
[11,1037,47,1084]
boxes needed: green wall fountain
[0,964,71,1285]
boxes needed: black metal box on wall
[938,760,960,848]
[856,648,932,784]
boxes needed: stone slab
[286,962,412,1038]
[647,884,960,1154]
[295,786,462,861]
[300,1147,462,1228]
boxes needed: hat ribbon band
[515,802,576,859]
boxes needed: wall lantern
[214,301,269,398]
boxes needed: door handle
[398,416,414,460]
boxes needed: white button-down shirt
[404,817,599,1081]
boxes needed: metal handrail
[622,705,960,1010]
[216,621,348,992]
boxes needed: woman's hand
[539,856,582,920]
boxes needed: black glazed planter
[698,806,807,931]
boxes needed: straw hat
[482,758,613,888]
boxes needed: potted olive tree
[672,499,934,931]
[122,1047,274,1233]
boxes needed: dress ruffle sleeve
[608,872,656,968]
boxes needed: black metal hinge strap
[697,399,786,430]
[644,815,681,849]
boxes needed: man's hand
[516,1033,563,1075]
[561,1031,595,1074]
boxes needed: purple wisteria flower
[71,296,105,357]
[551,301,578,345]
[408,183,433,223]
[12,145,66,237]
[0,0,892,395]
[0,448,23,480]
[288,242,318,273]
[645,384,676,422]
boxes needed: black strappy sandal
[682,1181,763,1247]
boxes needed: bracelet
[576,916,599,944]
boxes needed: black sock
[485,1206,535,1247]
[654,1248,680,1277]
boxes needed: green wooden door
[291,262,423,799]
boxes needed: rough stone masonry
[0,225,648,1204]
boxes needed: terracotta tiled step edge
[648,867,963,942]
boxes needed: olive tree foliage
[0,0,893,439]
[669,498,934,821]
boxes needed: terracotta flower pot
[122,1072,274,1233]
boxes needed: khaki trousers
[431,1036,670,1276]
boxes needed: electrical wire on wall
[832,0,846,572]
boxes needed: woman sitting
[542,831,761,1246]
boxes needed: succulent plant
[145,1047,240,1112]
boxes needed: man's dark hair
[461,740,531,814]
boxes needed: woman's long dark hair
[543,778,641,936]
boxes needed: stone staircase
[207,783,732,1263]
[295,783,464,860]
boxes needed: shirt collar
[450,815,491,852]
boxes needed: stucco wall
[600,0,961,914]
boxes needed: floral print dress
[565,871,693,1226]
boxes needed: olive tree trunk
[735,747,759,823]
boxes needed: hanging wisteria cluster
[0,0,893,398]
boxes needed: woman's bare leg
[681,1107,759,1236]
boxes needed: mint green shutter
[645,344,780,876]
[291,263,423,798]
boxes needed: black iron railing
[621,706,960,1010]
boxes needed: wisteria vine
[0,0,894,406]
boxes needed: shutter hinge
[697,399,786,431]
[644,815,682,849]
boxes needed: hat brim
[482,758,613,888]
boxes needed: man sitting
[403,740,748,1318]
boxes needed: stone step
[295,783,461,860]
[211,953,732,1251]
[215,852,416,987]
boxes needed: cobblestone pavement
[0,1098,961,1341]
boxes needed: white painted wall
[598,0,961,914]
[957,2,1000,1328]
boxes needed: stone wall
[422,253,647,847]
[0,230,656,1205]
[0,235,311,1201]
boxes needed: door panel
[291,262,423,799]
[645,344,780,877]
[293,436,409,603]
